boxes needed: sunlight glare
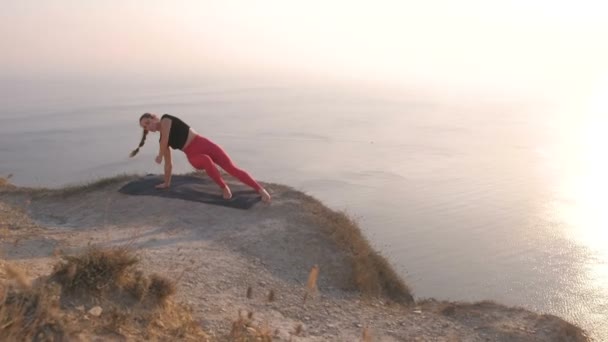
[563,76,608,252]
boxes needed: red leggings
[182,135,262,191]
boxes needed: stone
[88,306,102,317]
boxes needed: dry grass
[0,285,71,341]
[229,310,273,341]
[1,263,72,341]
[306,265,319,293]
[303,265,320,303]
[1,174,138,198]
[536,314,589,342]
[0,200,37,232]
[52,246,179,309]
[146,274,176,305]
[296,191,414,304]
[0,174,13,188]
[293,323,303,336]
[419,299,590,342]
[4,264,31,289]
[49,174,137,197]
[52,246,138,295]
[362,325,373,342]
[1,247,210,341]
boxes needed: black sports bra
[159,114,190,150]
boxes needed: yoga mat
[118,174,261,210]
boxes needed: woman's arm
[158,118,172,161]
[155,146,173,188]
[162,147,173,187]
[155,118,173,188]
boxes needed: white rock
[88,306,103,317]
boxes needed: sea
[1,76,606,339]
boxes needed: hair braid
[129,113,155,157]
[129,129,148,157]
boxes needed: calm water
[1,78,606,339]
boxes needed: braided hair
[129,113,154,157]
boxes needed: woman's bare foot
[259,188,271,203]
[222,186,232,200]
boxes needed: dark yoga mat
[118,174,261,209]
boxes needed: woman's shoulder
[161,114,188,126]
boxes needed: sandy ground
[0,175,590,341]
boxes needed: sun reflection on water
[553,83,608,297]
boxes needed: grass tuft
[52,246,138,295]
[0,282,70,341]
[9,246,211,340]
[147,274,176,305]
[229,310,273,341]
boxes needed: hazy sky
[2,0,607,97]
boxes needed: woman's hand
[155,155,163,164]
[155,182,170,189]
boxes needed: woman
[129,113,271,203]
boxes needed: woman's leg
[187,154,228,190]
[187,135,270,202]
[204,140,264,192]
